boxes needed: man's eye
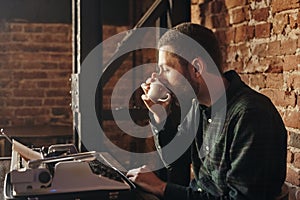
[162,68,169,72]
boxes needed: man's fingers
[141,83,149,94]
[141,94,154,107]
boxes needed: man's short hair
[158,23,223,74]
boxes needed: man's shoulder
[228,83,275,117]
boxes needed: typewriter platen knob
[38,170,52,185]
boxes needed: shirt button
[206,146,209,151]
[208,119,212,123]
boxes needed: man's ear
[191,57,205,77]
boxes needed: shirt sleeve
[225,106,287,199]
[150,109,192,186]
[164,182,220,200]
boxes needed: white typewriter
[4,140,135,200]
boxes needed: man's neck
[197,76,229,107]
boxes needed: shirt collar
[199,70,245,114]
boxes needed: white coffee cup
[146,79,171,103]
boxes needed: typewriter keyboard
[88,159,125,183]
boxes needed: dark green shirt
[151,70,287,200]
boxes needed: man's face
[157,49,196,98]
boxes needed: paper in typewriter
[12,139,43,161]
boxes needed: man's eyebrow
[158,63,169,68]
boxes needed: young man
[127,23,287,200]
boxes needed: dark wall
[0,0,71,23]
[102,0,130,25]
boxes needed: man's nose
[151,72,159,79]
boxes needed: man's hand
[141,80,171,124]
[126,165,167,197]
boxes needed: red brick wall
[0,21,72,128]
[192,0,300,197]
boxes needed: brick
[51,81,69,88]
[204,16,214,29]
[229,61,244,73]
[19,80,37,89]
[235,25,247,43]
[34,117,49,125]
[281,39,297,55]
[260,89,296,107]
[24,24,43,33]
[265,57,284,73]
[11,118,25,126]
[215,30,227,46]
[249,74,266,89]
[226,46,237,62]
[273,13,288,34]
[24,118,35,126]
[55,98,71,106]
[43,24,70,33]
[37,81,50,88]
[6,99,24,107]
[265,73,283,89]
[0,70,12,79]
[294,152,300,168]
[238,43,250,60]
[230,7,249,24]
[284,110,300,129]
[13,89,45,97]
[252,43,267,57]
[255,23,271,38]
[286,165,300,186]
[24,99,42,106]
[52,107,70,116]
[46,90,69,97]
[246,25,255,40]
[271,0,300,13]
[225,0,247,9]
[245,58,266,73]
[208,1,226,14]
[0,33,11,42]
[44,99,56,106]
[216,13,229,28]
[191,4,200,24]
[0,118,10,126]
[287,149,294,163]
[267,41,281,56]
[8,23,23,32]
[289,13,299,29]
[15,108,47,116]
[13,71,47,79]
[11,33,28,42]
[287,74,300,91]
[252,7,269,22]
[0,108,14,116]
[225,28,235,44]
[58,62,72,70]
[283,55,299,71]
[0,90,13,97]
